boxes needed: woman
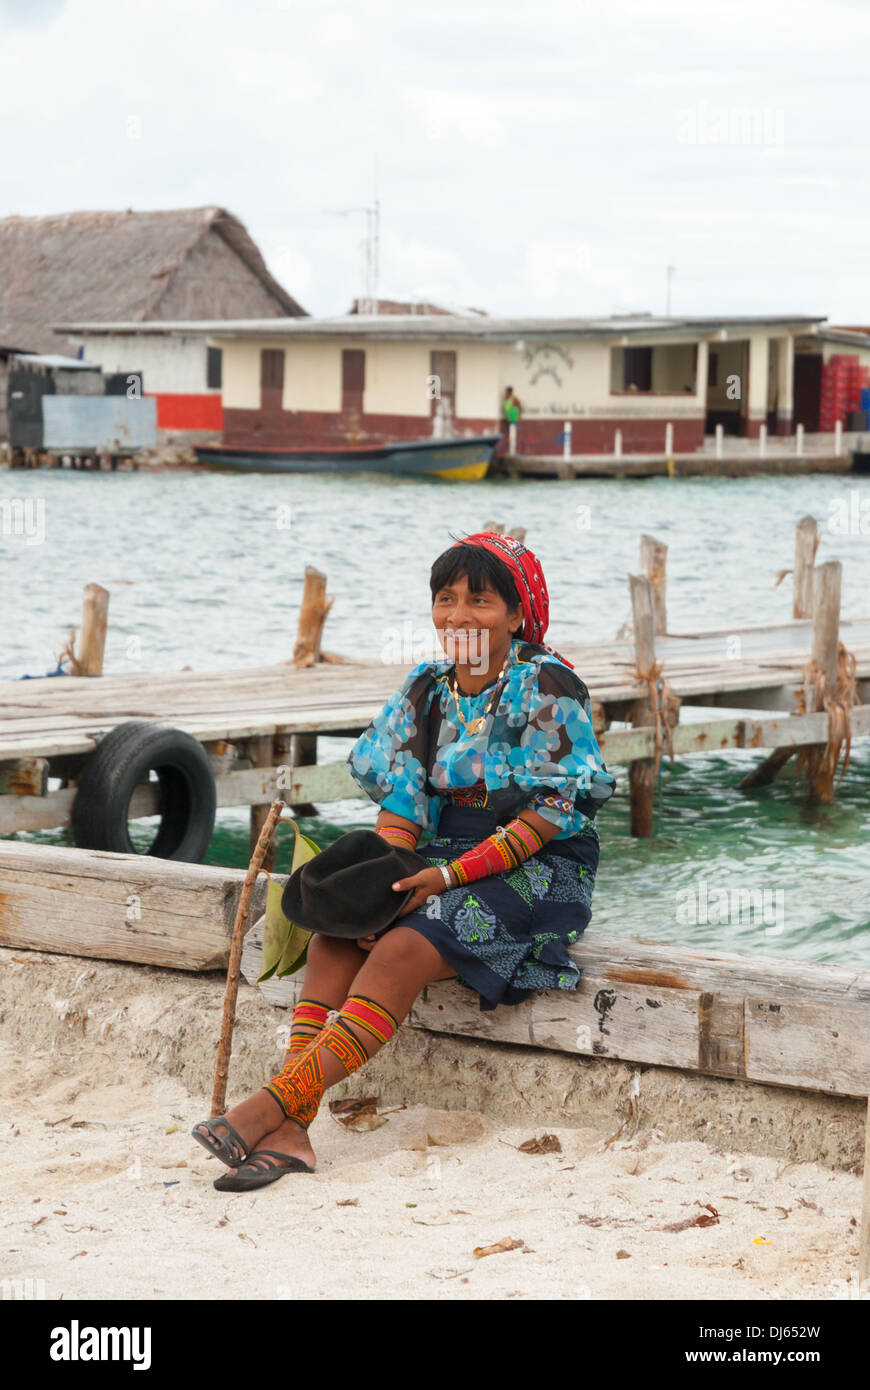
[192,530,615,1191]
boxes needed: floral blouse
[346,637,616,840]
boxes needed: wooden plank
[408,937,870,1097]
[0,841,268,971]
[746,997,870,1094]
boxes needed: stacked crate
[819,354,870,430]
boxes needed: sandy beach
[1,1035,863,1302]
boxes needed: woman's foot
[226,1115,316,1175]
[192,1088,286,1164]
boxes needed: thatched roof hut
[0,206,307,354]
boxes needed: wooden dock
[495,452,852,480]
[1,615,869,836]
[1,518,868,844]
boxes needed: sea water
[2,466,869,964]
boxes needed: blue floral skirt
[385,804,599,1012]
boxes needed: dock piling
[65,582,110,676]
[793,516,819,620]
[803,560,844,803]
[292,565,334,667]
[639,534,668,636]
[628,574,658,838]
[248,733,278,866]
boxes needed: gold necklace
[447,645,513,735]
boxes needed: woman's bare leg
[227,926,456,1169]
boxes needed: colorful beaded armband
[447,815,544,886]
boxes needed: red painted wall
[222,406,704,455]
[149,393,223,431]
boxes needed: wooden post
[805,560,842,803]
[639,535,668,636]
[737,745,794,790]
[740,516,820,788]
[292,566,334,667]
[285,733,318,817]
[860,1101,870,1297]
[248,734,277,867]
[793,516,818,620]
[211,798,284,1118]
[77,583,109,675]
[628,574,657,838]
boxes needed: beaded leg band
[264,994,399,1127]
[283,997,331,1064]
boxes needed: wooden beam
[0,841,267,971]
[407,936,870,1099]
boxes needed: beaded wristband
[375,823,420,850]
[447,815,544,886]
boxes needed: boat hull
[193,434,501,480]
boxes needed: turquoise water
[2,467,869,965]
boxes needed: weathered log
[407,937,870,1099]
[0,840,267,971]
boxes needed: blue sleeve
[345,661,440,832]
[511,661,616,835]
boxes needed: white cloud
[1,0,869,321]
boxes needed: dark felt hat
[280,828,431,939]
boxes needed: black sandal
[212,1150,314,1192]
[191,1116,251,1169]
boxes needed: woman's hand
[391,866,452,917]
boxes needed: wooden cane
[210,798,285,1117]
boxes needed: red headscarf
[451,531,575,670]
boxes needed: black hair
[430,538,524,637]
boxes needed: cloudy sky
[1,0,868,322]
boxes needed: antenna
[325,198,380,313]
[666,265,676,316]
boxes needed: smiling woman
[192,529,615,1192]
